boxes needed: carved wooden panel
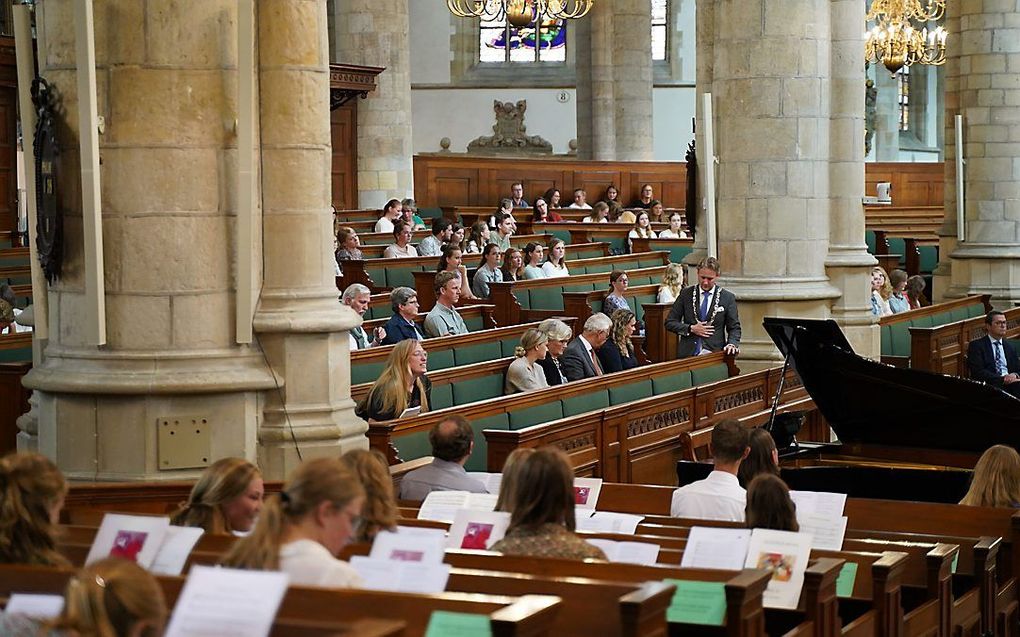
[330,104,357,210]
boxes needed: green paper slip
[425,611,492,637]
[664,579,727,626]
[951,552,959,574]
[836,562,858,598]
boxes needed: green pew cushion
[430,383,453,411]
[634,294,657,322]
[367,305,390,320]
[0,347,31,363]
[910,315,934,329]
[464,315,484,331]
[452,372,504,406]
[886,238,907,267]
[386,267,417,289]
[393,432,430,463]
[455,342,501,366]
[418,207,443,220]
[464,413,510,472]
[609,379,653,405]
[929,312,953,327]
[500,338,521,357]
[563,282,595,293]
[352,361,386,386]
[664,245,693,263]
[967,304,985,318]
[427,349,455,371]
[692,364,729,386]
[919,246,938,273]
[949,306,970,323]
[513,289,531,310]
[509,401,564,429]
[562,389,609,417]
[638,256,663,268]
[880,324,892,356]
[591,299,604,314]
[366,266,387,288]
[865,230,877,254]
[586,263,611,274]
[653,371,693,394]
[529,286,565,311]
[888,322,911,357]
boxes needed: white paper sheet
[575,510,644,534]
[466,472,503,494]
[150,526,205,576]
[349,556,451,594]
[446,509,510,550]
[573,477,603,510]
[164,566,289,637]
[798,514,848,551]
[85,513,171,569]
[5,594,64,619]
[417,491,498,523]
[681,526,752,571]
[789,490,847,519]
[744,528,814,610]
[585,539,660,565]
[370,528,447,563]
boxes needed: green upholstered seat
[418,207,443,220]
[367,305,391,320]
[638,256,663,268]
[430,383,453,410]
[428,349,455,371]
[366,266,387,287]
[865,230,877,254]
[653,371,693,394]
[509,401,564,429]
[586,263,612,274]
[513,289,531,310]
[949,306,970,322]
[880,324,893,356]
[886,238,907,267]
[609,379,653,405]
[455,341,501,366]
[967,304,985,318]
[574,247,604,259]
[352,361,386,386]
[634,294,657,322]
[562,389,610,417]
[386,267,417,289]
[590,299,604,314]
[529,286,565,311]
[464,413,510,472]
[563,282,595,293]
[452,372,504,406]
[888,322,911,357]
[393,431,430,463]
[500,338,521,357]
[919,246,938,273]
[928,312,952,327]
[663,244,693,263]
[910,314,934,329]
[0,347,31,363]
[691,363,729,386]
[605,236,627,254]
[463,315,484,331]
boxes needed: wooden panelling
[864,162,944,207]
[330,103,358,209]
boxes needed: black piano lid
[763,317,1020,454]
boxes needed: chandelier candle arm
[864,0,946,74]
[447,0,594,24]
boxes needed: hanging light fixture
[865,0,947,75]
[447,0,594,27]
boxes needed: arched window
[479,8,567,64]
[652,0,669,61]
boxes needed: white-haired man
[560,313,612,381]
[342,283,385,349]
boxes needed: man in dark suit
[664,256,741,358]
[968,310,1020,398]
[561,313,612,381]
[380,286,425,345]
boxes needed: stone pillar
[24,0,275,480]
[612,0,653,161]
[933,0,962,301]
[826,0,879,358]
[253,0,364,479]
[332,0,414,207]
[698,0,841,369]
[575,3,616,160]
[943,0,1020,307]
[871,67,901,160]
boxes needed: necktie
[694,290,712,355]
[352,326,368,349]
[589,348,604,376]
[995,341,1007,376]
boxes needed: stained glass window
[479,3,567,64]
[898,67,910,131]
[652,0,668,61]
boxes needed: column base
[946,243,1020,308]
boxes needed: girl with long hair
[501,248,525,282]
[582,201,610,224]
[171,458,264,535]
[745,474,799,532]
[737,428,781,488]
[627,210,657,251]
[437,244,477,300]
[465,221,490,254]
[960,445,1020,508]
[597,309,638,373]
[541,238,570,278]
[870,266,893,317]
[522,242,547,279]
[658,263,685,304]
[0,452,68,566]
[658,211,688,239]
[355,340,431,422]
[340,449,399,542]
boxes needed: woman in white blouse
[657,263,685,304]
[505,328,550,394]
[541,238,570,278]
[627,210,656,251]
[658,211,688,239]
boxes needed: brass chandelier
[447,0,594,28]
[865,0,947,75]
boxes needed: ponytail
[49,557,166,637]
[0,452,68,566]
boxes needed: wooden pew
[878,294,991,367]
[909,306,1020,377]
[864,206,943,240]
[629,237,695,264]
[361,303,496,337]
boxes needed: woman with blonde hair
[495,448,537,512]
[221,457,366,587]
[340,448,398,542]
[745,474,799,532]
[171,457,264,535]
[490,448,606,560]
[501,247,525,282]
[356,339,431,422]
[960,445,1020,508]
[0,452,68,566]
[505,328,550,394]
[657,263,685,304]
[335,226,364,261]
[598,309,638,373]
[541,238,570,278]
[582,201,610,224]
[870,266,893,317]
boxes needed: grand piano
[679,317,1020,503]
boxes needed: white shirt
[659,229,688,239]
[567,202,592,210]
[670,470,746,521]
[374,217,395,234]
[541,262,570,278]
[279,539,363,588]
[990,336,1010,376]
[657,286,678,304]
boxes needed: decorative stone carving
[865,78,877,157]
[468,100,552,155]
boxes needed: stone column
[332,0,414,207]
[871,67,901,160]
[933,0,962,301]
[575,3,616,160]
[612,0,653,160]
[699,0,841,369]
[826,0,879,358]
[943,0,1020,307]
[24,0,275,480]
[253,0,364,479]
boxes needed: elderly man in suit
[561,313,612,381]
[968,310,1020,398]
[664,257,741,358]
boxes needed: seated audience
[0,452,68,566]
[648,199,665,222]
[489,198,517,231]
[493,212,515,252]
[340,449,398,542]
[658,263,685,304]
[737,428,780,488]
[383,221,419,259]
[609,201,635,224]
[495,448,537,512]
[542,188,565,214]
[450,223,466,250]
[870,266,893,317]
[627,210,656,250]
[501,247,525,282]
[380,287,425,344]
[670,419,751,520]
[221,458,365,588]
[343,283,385,349]
[374,198,403,234]
[532,197,549,223]
[598,309,639,373]
[906,274,929,309]
[438,244,477,300]
[465,221,491,254]
[603,270,634,321]
[602,184,620,205]
[658,211,688,239]
[401,198,426,230]
[356,340,431,421]
[567,188,592,210]
[399,416,488,499]
[745,474,799,532]
[472,243,504,298]
[562,312,613,380]
[536,318,573,386]
[506,328,550,394]
[542,238,570,277]
[171,458,263,535]
[522,242,547,279]
[632,183,654,208]
[418,217,453,257]
[510,181,529,208]
[2,558,168,637]
[582,201,610,223]
[335,226,364,260]
[960,444,1020,507]
[888,269,910,313]
[490,447,607,560]
[967,311,1020,398]
[423,271,468,338]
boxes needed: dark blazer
[968,336,1020,387]
[664,285,741,358]
[561,336,600,381]
[537,354,567,386]
[380,313,425,345]
[355,376,432,422]
[597,341,637,373]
